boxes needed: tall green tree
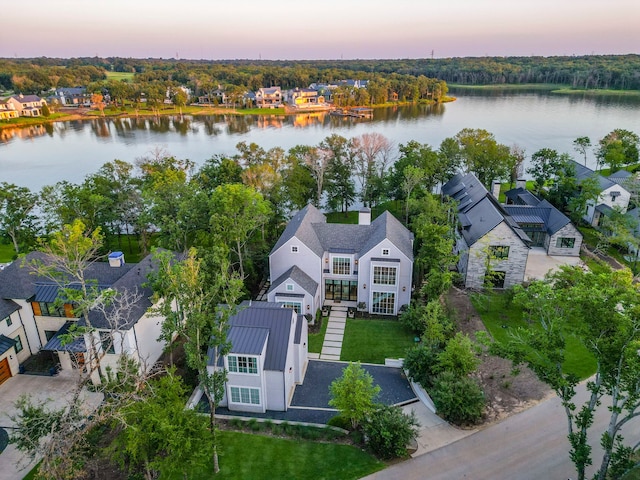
[573,136,592,166]
[0,182,38,255]
[449,128,512,189]
[596,129,640,172]
[494,266,640,480]
[329,362,381,430]
[209,183,271,280]
[150,247,243,474]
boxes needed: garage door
[0,358,11,385]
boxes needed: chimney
[108,251,125,267]
[358,207,371,226]
[516,178,527,190]
[491,181,501,199]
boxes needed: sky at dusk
[2,0,639,60]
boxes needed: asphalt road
[365,382,640,480]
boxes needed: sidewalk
[319,306,348,361]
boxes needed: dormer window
[291,245,299,253]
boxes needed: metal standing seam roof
[209,306,295,372]
[0,334,16,355]
[41,321,87,352]
[227,326,269,355]
[572,161,617,192]
[294,314,304,345]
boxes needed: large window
[372,292,395,315]
[332,257,351,275]
[373,266,397,285]
[489,246,510,259]
[282,302,301,314]
[228,355,258,374]
[38,302,65,317]
[230,386,260,405]
[556,237,575,248]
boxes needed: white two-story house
[209,302,308,413]
[267,204,413,316]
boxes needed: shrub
[431,371,485,425]
[327,415,351,430]
[437,332,480,378]
[362,405,419,459]
[403,343,440,388]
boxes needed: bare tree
[352,133,395,206]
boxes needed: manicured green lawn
[341,318,416,364]
[0,243,15,263]
[170,430,384,480]
[325,201,406,227]
[103,233,147,263]
[471,293,597,379]
[308,315,329,353]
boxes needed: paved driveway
[0,373,103,480]
[291,359,416,409]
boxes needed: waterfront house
[255,87,283,108]
[268,204,413,315]
[5,94,46,117]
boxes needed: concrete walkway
[319,306,348,361]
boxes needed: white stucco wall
[132,310,167,374]
[15,300,41,354]
[358,239,412,315]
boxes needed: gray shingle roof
[572,161,617,192]
[223,306,295,372]
[0,299,20,320]
[443,172,531,246]
[270,204,326,257]
[268,265,319,296]
[271,204,414,261]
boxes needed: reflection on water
[0,103,448,145]
[2,91,640,190]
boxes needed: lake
[2,88,640,190]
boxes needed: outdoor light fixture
[363,284,366,289]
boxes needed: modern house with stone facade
[443,173,530,289]
[268,204,413,316]
[209,302,308,413]
[444,173,584,289]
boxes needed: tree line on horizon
[1,54,639,95]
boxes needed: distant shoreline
[0,98,455,131]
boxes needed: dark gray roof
[219,306,295,372]
[269,266,319,296]
[10,95,42,103]
[572,161,617,192]
[595,203,615,215]
[271,204,414,261]
[0,334,16,355]
[41,321,86,352]
[504,187,540,206]
[608,170,633,186]
[227,326,269,355]
[238,300,284,309]
[443,172,530,246]
[270,204,326,257]
[504,199,572,235]
[83,253,164,330]
[0,299,20,319]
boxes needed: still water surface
[2,88,640,190]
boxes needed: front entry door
[325,280,357,301]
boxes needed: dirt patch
[445,287,552,425]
